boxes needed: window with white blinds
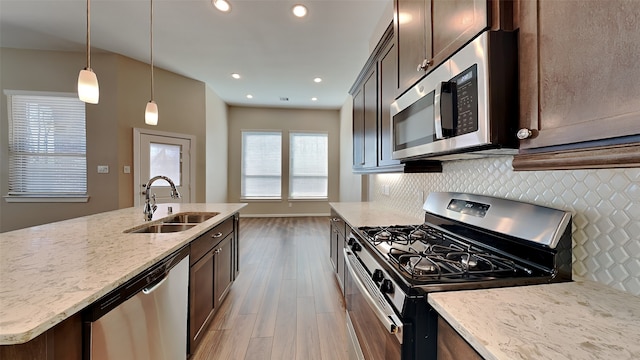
[5,91,88,201]
[241,131,282,199]
[289,132,328,199]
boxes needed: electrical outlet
[288,202,293,208]
[123,166,131,174]
[97,165,109,174]
[382,184,390,196]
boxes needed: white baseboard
[240,213,331,218]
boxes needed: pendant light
[145,0,158,125]
[78,0,99,104]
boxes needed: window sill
[288,197,328,202]
[240,197,282,202]
[4,195,90,203]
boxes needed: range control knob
[347,238,355,246]
[351,242,362,252]
[372,269,384,283]
[380,279,394,294]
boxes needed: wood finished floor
[191,217,348,360]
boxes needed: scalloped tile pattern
[371,156,640,296]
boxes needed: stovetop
[358,224,535,284]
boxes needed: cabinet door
[396,0,431,93]
[214,235,233,308]
[517,0,640,162]
[189,251,214,353]
[437,316,483,360]
[432,0,488,66]
[352,87,365,169]
[378,41,401,167]
[363,68,379,168]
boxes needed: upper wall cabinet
[395,0,514,96]
[513,0,640,170]
[351,24,442,174]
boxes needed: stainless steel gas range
[344,192,573,360]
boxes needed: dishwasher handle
[142,275,168,295]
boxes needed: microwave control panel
[452,64,479,136]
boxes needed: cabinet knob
[212,232,223,238]
[516,128,533,140]
[417,59,432,72]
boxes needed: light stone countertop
[0,203,246,345]
[429,279,640,359]
[329,202,421,229]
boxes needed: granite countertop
[329,202,421,228]
[0,203,246,345]
[429,279,640,359]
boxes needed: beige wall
[205,86,229,203]
[227,106,340,216]
[0,47,209,232]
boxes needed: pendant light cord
[150,0,154,101]
[86,0,91,69]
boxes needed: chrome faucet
[143,175,181,221]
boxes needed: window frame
[4,90,89,203]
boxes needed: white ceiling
[0,0,392,109]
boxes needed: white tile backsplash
[371,156,640,295]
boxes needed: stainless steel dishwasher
[83,246,190,360]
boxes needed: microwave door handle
[434,84,444,139]
[440,81,458,138]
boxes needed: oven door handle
[343,249,403,341]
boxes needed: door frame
[133,128,196,206]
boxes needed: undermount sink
[125,212,219,234]
[162,212,219,224]
[127,223,197,233]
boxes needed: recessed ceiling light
[292,4,308,18]
[311,97,318,101]
[231,73,241,79]
[313,77,322,83]
[212,0,231,12]
[246,94,253,99]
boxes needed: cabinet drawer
[190,216,234,265]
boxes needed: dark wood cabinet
[395,0,513,96]
[432,0,489,66]
[514,0,640,170]
[188,215,237,354]
[378,40,402,168]
[351,23,405,173]
[437,316,483,360]
[395,0,431,93]
[0,313,82,360]
[329,211,347,292]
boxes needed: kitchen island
[0,202,246,348]
[429,279,640,359]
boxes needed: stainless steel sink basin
[127,223,197,233]
[162,212,219,224]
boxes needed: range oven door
[343,248,402,360]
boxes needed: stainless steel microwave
[390,30,519,161]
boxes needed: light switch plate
[97,165,109,174]
[123,166,131,174]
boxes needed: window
[5,90,88,202]
[289,132,328,199]
[241,131,282,199]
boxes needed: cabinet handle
[212,232,223,238]
[331,218,339,222]
[517,128,533,140]
[417,59,432,72]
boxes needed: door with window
[134,129,193,206]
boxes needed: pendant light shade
[78,68,99,104]
[145,100,158,125]
[78,0,99,104]
[145,0,158,125]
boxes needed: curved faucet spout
[143,175,181,221]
